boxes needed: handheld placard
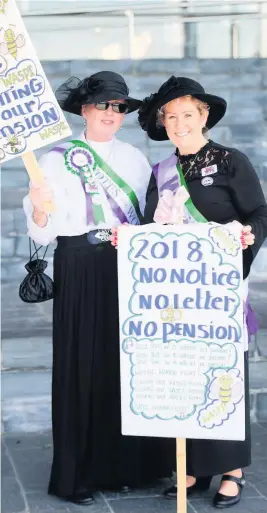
[0,0,72,212]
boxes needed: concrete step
[2,370,52,432]
[1,333,267,432]
[1,337,52,432]
[2,336,52,371]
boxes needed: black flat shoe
[69,492,94,506]
[213,472,245,509]
[163,476,212,499]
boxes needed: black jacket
[144,140,267,279]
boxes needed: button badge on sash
[201,164,217,176]
[201,176,213,187]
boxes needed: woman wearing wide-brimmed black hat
[137,76,267,508]
[23,71,176,505]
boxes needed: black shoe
[164,476,212,499]
[69,492,94,506]
[213,472,245,509]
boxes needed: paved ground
[2,422,267,513]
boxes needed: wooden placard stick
[172,185,190,513]
[22,151,55,213]
[177,438,187,513]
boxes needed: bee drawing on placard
[0,0,8,15]
[0,26,25,60]
[160,306,183,322]
[4,134,26,154]
[209,369,243,407]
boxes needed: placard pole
[176,438,187,513]
[22,151,55,213]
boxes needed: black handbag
[19,239,54,303]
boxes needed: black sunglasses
[94,101,129,114]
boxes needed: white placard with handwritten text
[118,223,245,441]
[0,0,71,163]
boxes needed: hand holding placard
[22,152,55,213]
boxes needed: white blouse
[23,132,151,246]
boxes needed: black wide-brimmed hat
[138,76,227,141]
[55,71,141,115]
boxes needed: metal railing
[18,0,267,17]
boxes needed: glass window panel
[133,16,184,58]
[24,14,130,60]
[237,19,261,57]
[196,20,231,58]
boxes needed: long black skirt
[186,352,251,477]
[48,234,176,499]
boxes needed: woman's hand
[241,225,255,250]
[29,181,54,212]
[29,181,54,227]
[110,227,118,248]
[109,223,129,249]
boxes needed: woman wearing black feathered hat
[137,76,267,508]
[23,71,176,505]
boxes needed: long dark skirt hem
[48,235,175,498]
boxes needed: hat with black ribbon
[138,76,227,141]
[56,71,141,115]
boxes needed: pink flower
[153,190,174,224]
[154,187,190,224]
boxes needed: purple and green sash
[51,139,142,225]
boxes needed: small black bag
[19,239,54,303]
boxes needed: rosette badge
[65,146,94,176]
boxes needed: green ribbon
[71,140,142,222]
[176,162,208,223]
